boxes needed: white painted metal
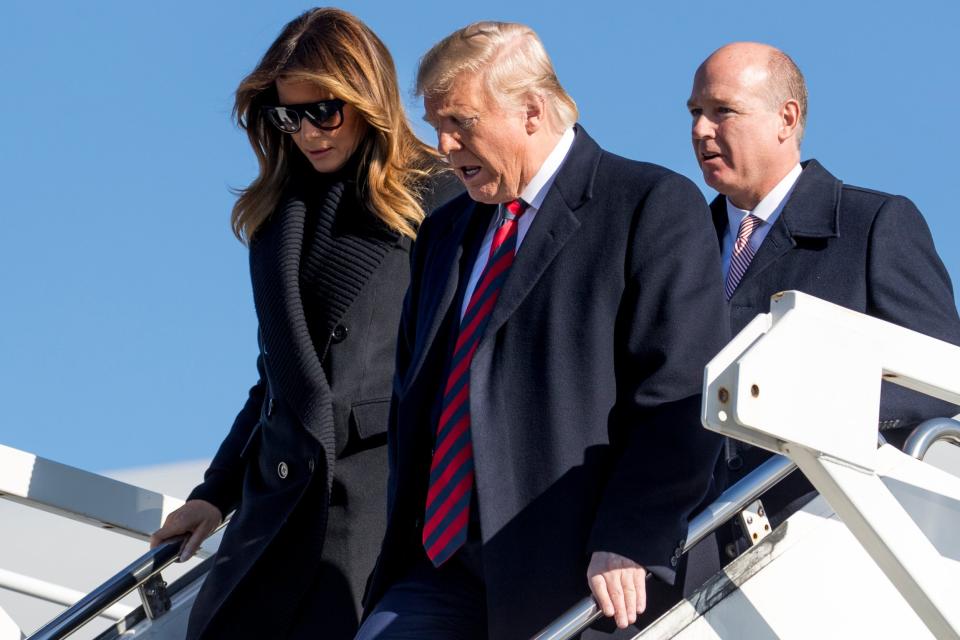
[640,497,940,640]
[0,604,23,640]
[703,291,960,471]
[0,445,184,541]
[702,290,960,638]
[788,445,960,638]
[0,570,132,622]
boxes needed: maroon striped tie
[422,198,528,566]
[724,214,762,300]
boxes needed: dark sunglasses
[261,98,346,133]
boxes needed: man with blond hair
[357,22,728,638]
[688,42,960,546]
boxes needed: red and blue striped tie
[422,198,529,566]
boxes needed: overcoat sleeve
[866,194,960,425]
[586,172,728,581]
[187,348,266,519]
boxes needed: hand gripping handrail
[903,417,960,460]
[530,453,797,640]
[25,537,186,640]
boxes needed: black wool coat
[365,128,730,639]
[184,179,417,639]
[715,159,960,515]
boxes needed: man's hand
[587,551,647,629]
[149,499,222,562]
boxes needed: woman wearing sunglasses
[150,8,455,639]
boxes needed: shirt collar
[726,162,802,227]
[518,127,576,211]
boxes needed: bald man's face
[687,53,796,210]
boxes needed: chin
[309,154,349,174]
[466,184,500,205]
[702,172,730,195]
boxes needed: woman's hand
[150,499,223,562]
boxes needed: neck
[731,156,799,211]
[518,129,564,196]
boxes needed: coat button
[413,517,422,531]
[277,461,289,479]
[308,459,315,473]
[331,324,349,343]
[266,397,275,418]
[670,556,678,567]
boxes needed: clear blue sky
[2,1,958,472]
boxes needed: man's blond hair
[417,21,578,132]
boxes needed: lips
[307,148,333,156]
[458,165,482,181]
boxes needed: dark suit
[185,180,414,639]
[364,128,729,638]
[715,159,960,520]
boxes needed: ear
[778,99,801,144]
[523,92,546,135]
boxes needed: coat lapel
[299,182,398,362]
[482,126,599,339]
[405,199,484,390]
[249,196,336,464]
[717,159,842,292]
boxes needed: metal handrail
[532,453,797,640]
[903,417,960,461]
[25,537,186,640]
[0,569,133,622]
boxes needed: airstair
[3,291,959,639]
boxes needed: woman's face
[275,77,367,174]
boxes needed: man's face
[687,58,788,210]
[424,74,530,204]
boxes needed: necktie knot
[735,214,762,246]
[503,198,529,221]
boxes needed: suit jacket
[714,159,960,514]
[184,181,412,639]
[365,127,729,638]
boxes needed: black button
[413,517,422,531]
[266,397,275,418]
[331,324,349,343]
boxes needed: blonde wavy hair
[232,8,441,242]
[416,21,578,133]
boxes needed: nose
[691,113,714,141]
[437,129,460,156]
[299,117,324,139]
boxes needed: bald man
[687,42,960,546]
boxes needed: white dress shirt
[721,163,802,278]
[460,127,576,319]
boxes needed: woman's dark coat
[184,178,417,639]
